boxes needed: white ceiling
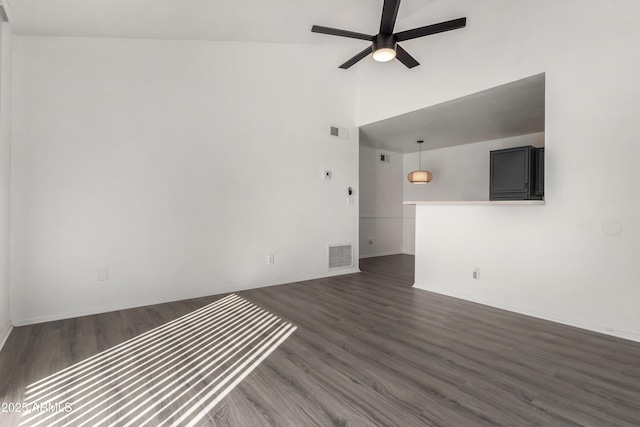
[359,73,546,154]
[4,0,436,43]
[4,1,542,154]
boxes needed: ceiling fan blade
[380,0,402,34]
[311,25,373,41]
[339,46,373,69]
[395,17,467,42]
[395,45,419,68]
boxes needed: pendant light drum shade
[407,170,432,184]
[408,140,433,184]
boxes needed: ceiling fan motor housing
[372,34,397,62]
[373,34,396,52]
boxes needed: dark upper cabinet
[490,146,544,200]
[535,147,545,197]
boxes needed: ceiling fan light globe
[373,47,396,62]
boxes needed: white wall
[10,36,360,325]
[401,205,415,255]
[402,133,544,254]
[0,22,12,347]
[357,0,640,341]
[359,145,403,258]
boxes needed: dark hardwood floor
[1,254,640,426]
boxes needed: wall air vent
[329,125,349,140]
[328,244,353,269]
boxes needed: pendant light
[407,140,433,184]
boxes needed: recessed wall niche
[359,73,545,202]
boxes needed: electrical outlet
[472,267,480,280]
[267,254,275,264]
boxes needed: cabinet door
[535,148,545,196]
[490,147,531,194]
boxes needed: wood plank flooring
[1,254,640,426]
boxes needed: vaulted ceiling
[4,0,544,151]
[5,0,436,43]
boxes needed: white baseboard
[11,268,361,327]
[10,294,210,327]
[0,324,13,351]
[413,283,640,344]
[359,251,403,259]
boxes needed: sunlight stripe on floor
[19,294,296,427]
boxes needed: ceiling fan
[311,0,466,69]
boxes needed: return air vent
[328,244,353,269]
[329,125,348,140]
